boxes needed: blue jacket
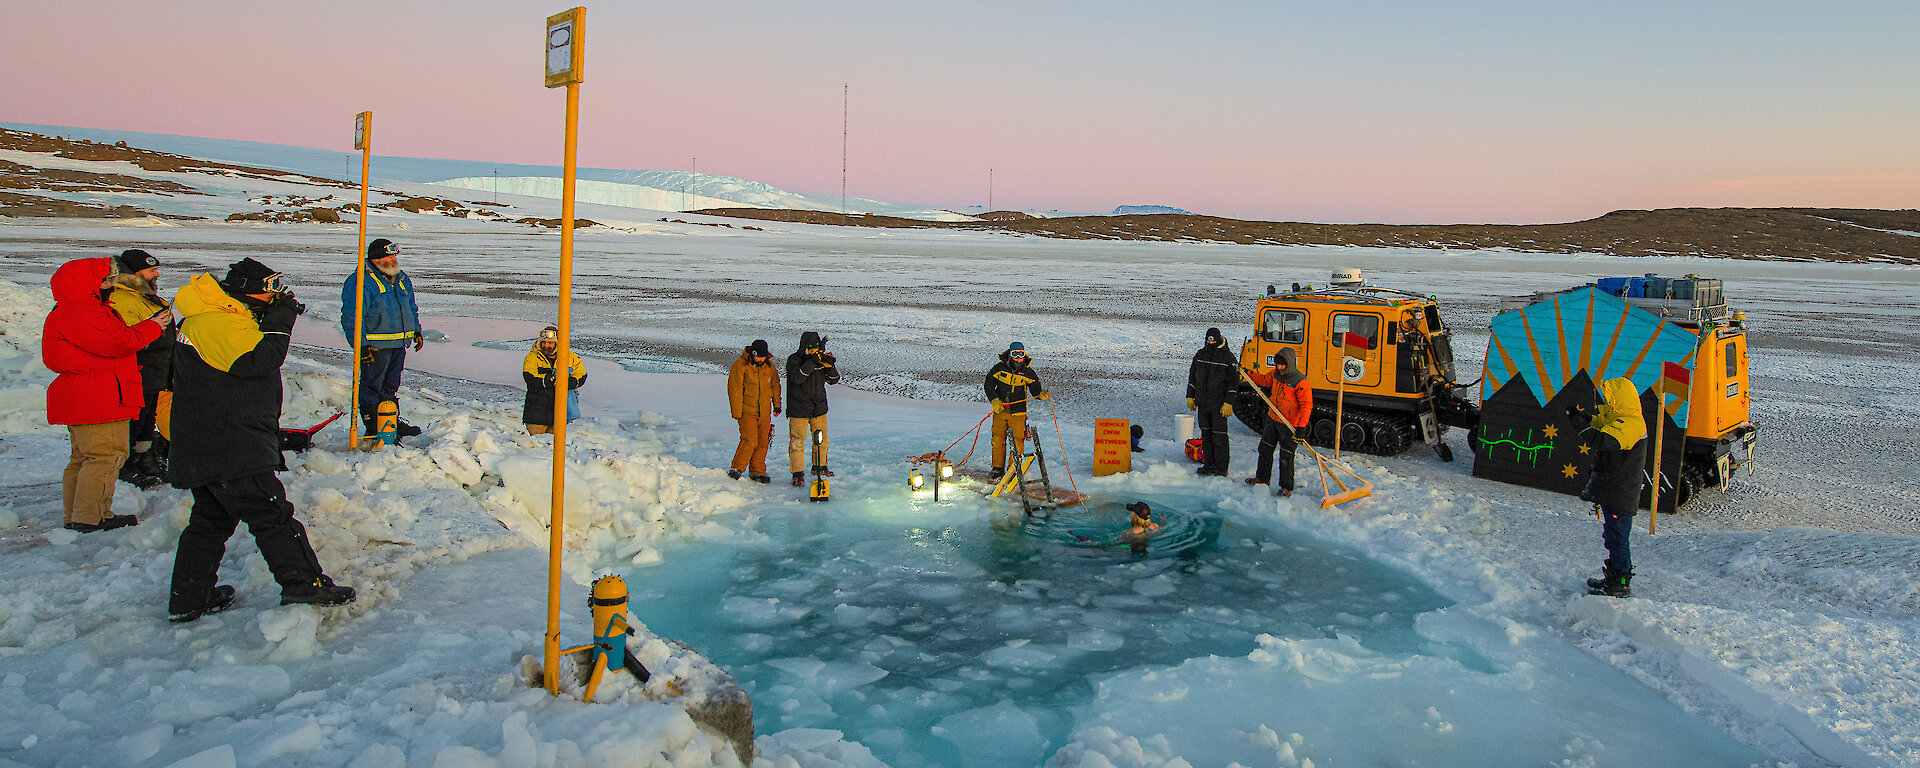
[339,267,420,348]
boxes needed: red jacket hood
[50,258,113,304]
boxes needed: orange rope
[1046,397,1081,499]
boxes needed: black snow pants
[1197,409,1231,474]
[1255,419,1298,491]
[168,472,326,613]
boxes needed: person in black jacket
[1186,327,1238,477]
[985,342,1048,480]
[1574,377,1649,598]
[784,331,840,486]
[105,249,174,488]
[165,258,355,622]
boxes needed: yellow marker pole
[542,6,586,697]
[349,111,371,449]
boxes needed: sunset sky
[4,1,1916,223]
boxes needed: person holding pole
[727,339,781,483]
[1570,377,1648,598]
[1243,348,1312,495]
[339,238,424,440]
[785,331,839,486]
[986,342,1048,481]
[1186,327,1238,477]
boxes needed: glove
[413,334,425,352]
[1037,391,1051,401]
[258,295,300,333]
[773,405,783,416]
[357,346,376,365]
[1219,403,1233,418]
[1564,404,1590,422]
[991,399,1006,415]
[819,352,836,366]
[1186,398,1197,411]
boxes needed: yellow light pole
[349,111,372,450]
[542,5,586,697]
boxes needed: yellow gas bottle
[376,400,398,446]
[559,575,649,702]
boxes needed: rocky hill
[693,207,1919,264]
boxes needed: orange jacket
[727,349,782,419]
[1245,367,1313,428]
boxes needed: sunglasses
[374,245,401,258]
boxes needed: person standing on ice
[339,238,424,440]
[727,338,781,483]
[785,331,839,486]
[167,258,355,622]
[1575,377,1649,598]
[1186,327,1238,477]
[104,248,175,489]
[521,325,587,435]
[42,256,168,532]
[1243,348,1312,496]
[985,341,1049,480]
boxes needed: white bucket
[1173,413,1196,444]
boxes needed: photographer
[784,331,839,486]
[1570,377,1649,598]
[167,258,354,622]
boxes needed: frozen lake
[5,216,1918,765]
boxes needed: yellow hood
[173,274,263,373]
[1591,377,1646,449]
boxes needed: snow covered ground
[2,138,1919,767]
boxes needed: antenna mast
[841,83,848,214]
[989,168,994,211]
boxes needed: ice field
[3,211,1919,766]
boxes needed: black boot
[1587,569,1633,598]
[813,465,835,477]
[791,472,805,487]
[281,576,357,606]
[396,418,423,438]
[168,585,237,623]
[988,467,1004,481]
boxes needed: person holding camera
[985,341,1048,480]
[339,238,424,440]
[784,331,839,486]
[167,258,354,622]
[1571,377,1649,598]
[42,255,168,532]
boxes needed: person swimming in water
[1121,501,1159,540]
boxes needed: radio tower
[841,83,848,215]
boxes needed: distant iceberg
[1113,204,1192,215]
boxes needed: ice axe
[1237,367,1372,509]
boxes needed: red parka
[42,258,164,425]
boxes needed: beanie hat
[1008,342,1026,353]
[117,248,158,274]
[1205,327,1223,344]
[748,339,771,357]
[799,331,824,350]
[366,238,398,260]
[1126,501,1152,518]
[220,257,280,294]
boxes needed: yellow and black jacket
[108,275,173,394]
[985,352,1044,415]
[168,274,292,489]
[521,345,586,427]
[1582,377,1649,515]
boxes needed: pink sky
[4,1,1916,223]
